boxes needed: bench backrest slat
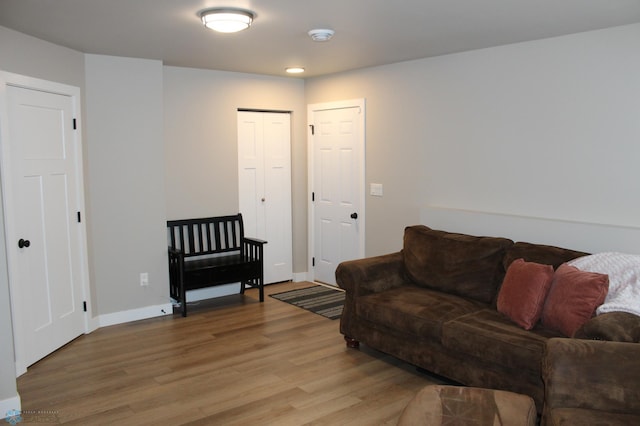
[205,222,213,252]
[178,225,185,253]
[167,214,245,257]
[214,221,222,251]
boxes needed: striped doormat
[270,285,344,320]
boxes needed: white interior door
[238,111,292,284]
[308,100,365,285]
[1,75,89,374]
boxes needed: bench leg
[180,281,187,317]
[240,278,264,302]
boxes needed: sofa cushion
[442,309,562,374]
[575,311,640,342]
[356,286,485,340]
[541,263,609,337]
[497,259,555,330]
[503,242,588,271]
[403,226,514,304]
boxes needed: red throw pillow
[497,258,555,330]
[541,263,609,337]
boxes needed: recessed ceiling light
[286,67,305,74]
[308,29,335,42]
[199,8,255,33]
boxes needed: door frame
[0,70,95,376]
[307,98,366,282]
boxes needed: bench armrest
[335,251,407,296]
[542,338,640,416]
[243,237,267,246]
[168,246,184,260]
[242,237,267,262]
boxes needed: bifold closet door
[238,111,292,284]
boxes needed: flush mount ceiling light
[308,29,335,42]
[286,67,305,74]
[199,8,255,33]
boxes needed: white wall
[306,23,640,256]
[85,55,170,316]
[163,66,307,273]
[419,24,640,226]
[0,26,85,87]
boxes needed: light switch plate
[370,183,383,197]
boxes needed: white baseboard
[98,302,173,327]
[0,394,20,421]
[85,314,100,334]
[292,271,310,282]
[186,284,239,302]
[90,273,312,328]
[185,275,311,301]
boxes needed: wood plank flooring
[17,282,446,425]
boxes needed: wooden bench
[167,213,266,317]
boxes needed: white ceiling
[1,0,640,78]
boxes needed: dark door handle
[18,239,30,248]
[350,212,358,219]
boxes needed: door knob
[18,239,31,248]
[350,212,358,219]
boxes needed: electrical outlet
[140,272,149,286]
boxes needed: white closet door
[238,111,292,284]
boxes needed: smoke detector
[308,29,335,42]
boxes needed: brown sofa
[336,225,640,412]
[542,338,640,425]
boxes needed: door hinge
[312,192,315,202]
[77,211,82,223]
[73,118,77,130]
[83,301,87,312]
[309,124,315,135]
[312,257,315,267]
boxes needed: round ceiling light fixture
[308,29,335,42]
[199,8,255,33]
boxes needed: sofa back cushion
[403,225,514,304]
[503,242,588,271]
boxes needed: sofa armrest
[574,312,640,342]
[335,251,407,296]
[542,338,640,417]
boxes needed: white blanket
[568,252,640,316]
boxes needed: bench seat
[182,255,261,289]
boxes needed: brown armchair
[541,338,640,425]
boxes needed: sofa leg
[344,336,360,349]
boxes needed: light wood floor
[17,282,445,425]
